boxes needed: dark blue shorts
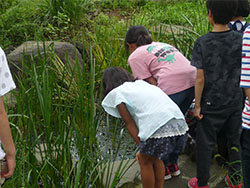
[139,134,187,160]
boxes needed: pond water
[96,119,137,161]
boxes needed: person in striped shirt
[240,25,250,188]
[217,0,250,169]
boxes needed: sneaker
[188,177,209,188]
[168,163,181,176]
[164,167,172,180]
[225,175,242,188]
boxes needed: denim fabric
[163,87,194,165]
[169,87,194,115]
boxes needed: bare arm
[0,97,16,178]
[244,88,250,101]
[194,69,205,120]
[117,103,140,145]
[145,76,157,86]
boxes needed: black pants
[196,107,242,187]
[216,90,246,163]
[241,129,250,188]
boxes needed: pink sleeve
[128,57,152,80]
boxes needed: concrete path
[115,154,229,188]
[163,154,227,188]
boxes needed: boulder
[7,41,83,80]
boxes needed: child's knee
[137,153,153,166]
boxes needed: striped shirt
[240,26,250,130]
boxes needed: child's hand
[194,106,203,120]
[1,154,16,178]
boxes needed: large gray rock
[7,41,83,79]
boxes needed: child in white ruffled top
[101,67,188,188]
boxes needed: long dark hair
[102,67,135,98]
[125,25,152,54]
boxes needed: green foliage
[0,0,43,48]
[1,0,239,186]
[0,0,18,14]
[45,12,72,40]
[94,13,112,26]
[4,44,134,187]
[2,17,135,184]
[0,0,209,51]
[95,0,148,10]
[142,0,201,26]
[87,23,130,76]
[214,149,242,186]
[0,0,93,48]
[148,0,209,59]
[38,0,93,25]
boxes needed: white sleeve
[0,48,16,96]
[101,87,128,118]
[0,141,5,160]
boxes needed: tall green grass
[5,43,133,187]
[38,0,92,25]
[1,0,229,187]
[151,0,209,59]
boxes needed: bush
[38,0,94,25]
[0,0,18,15]
[0,0,44,48]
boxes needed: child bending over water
[101,67,188,188]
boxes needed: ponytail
[136,34,152,47]
[125,25,152,53]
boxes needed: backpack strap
[228,20,247,33]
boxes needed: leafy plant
[45,12,72,40]
[0,0,18,14]
[0,0,43,48]
[1,0,239,187]
[95,0,148,10]
[38,0,93,25]
[4,43,134,187]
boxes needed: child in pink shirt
[125,25,196,180]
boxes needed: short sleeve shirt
[240,26,250,130]
[191,30,243,110]
[101,80,186,141]
[0,47,16,96]
[128,42,196,95]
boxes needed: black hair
[206,0,238,24]
[125,25,153,54]
[234,0,250,17]
[102,67,135,98]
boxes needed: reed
[2,0,239,187]
[4,43,132,187]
